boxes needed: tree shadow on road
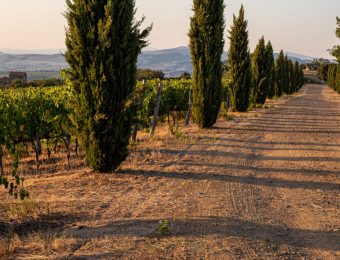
[66,216,340,252]
[120,168,340,192]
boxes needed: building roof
[9,71,27,76]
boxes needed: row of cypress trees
[227,6,305,112]
[251,37,275,105]
[275,51,305,96]
[64,1,304,172]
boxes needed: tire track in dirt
[237,84,340,259]
[162,84,340,258]
[58,84,340,259]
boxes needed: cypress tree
[293,61,300,92]
[228,5,251,112]
[299,66,305,89]
[189,0,225,128]
[252,36,268,105]
[336,65,340,93]
[288,60,294,94]
[328,64,337,90]
[275,50,285,97]
[283,55,290,94]
[65,0,151,172]
[330,17,340,62]
[266,41,276,99]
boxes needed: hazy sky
[0,0,339,58]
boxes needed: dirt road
[1,84,339,259]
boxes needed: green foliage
[228,5,251,112]
[65,0,151,172]
[337,66,340,93]
[275,51,303,96]
[0,86,71,199]
[156,220,171,235]
[317,61,331,81]
[266,41,276,99]
[251,36,268,105]
[135,79,191,127]
[299,66,305,88]
[275,51,285,97]
[287,59,294,94]
[189,0,225,128]
[283,55,291,94]
[28,78,64,87]
[137,69,164,81]
[330,17,340,62]
[293,61,300,92]
[179,72,191,79]
[328,64,340,93]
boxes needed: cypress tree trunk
[228,5,251,112]
[65,0,151,172]
[189,0,225,128]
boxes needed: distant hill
[0,46,316,78]
[274,52,314,65]
[0,52,67,72]
[138,46,227,77]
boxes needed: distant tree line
[137,69,164,80]
[225,6,304,112]
[4,78,64,88]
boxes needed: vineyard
[0,0,339,258]
[0,79,221,181]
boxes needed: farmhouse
[0,71,27,86]
[0,76,10,85]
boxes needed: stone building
[0,76,10,85]
[9,72,27,84]
[0,72,27,86]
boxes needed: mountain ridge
[0,46,316,78]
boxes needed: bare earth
[1,84,340,259]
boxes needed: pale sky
[0,0,339,58]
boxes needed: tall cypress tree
[65,0,151,172]
[330,17,340,62]
[266,41,276,99]
[228,5,251,112]
[299,66,305,89]
[293,61,300,92]
[283,55,290,94]
[287,59,294,94]
[328,64,337,90]
[252,36,268,105]
[336,65,340,93]
[189,0,225,128]
[275,50,285,97]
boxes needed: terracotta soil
[0,83,339,259]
